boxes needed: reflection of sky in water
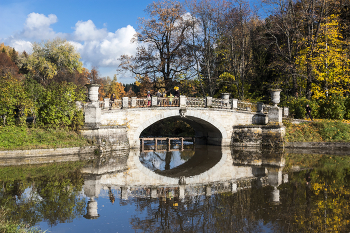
[140,151,189,171]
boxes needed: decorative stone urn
[270,89,282,107]
[221,93,230,108]
[85,84,100,102]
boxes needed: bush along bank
[284,119,350,142]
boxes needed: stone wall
[232,125,286,148]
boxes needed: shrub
[317,94,346,120]
[286,97,318,119]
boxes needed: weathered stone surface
[84,103,101,129]
[232,125,285,148]
[261,125,285,148]
[80,126,129,149]
[267,107,282,125]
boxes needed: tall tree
[216,0,254,99]
[119,0,196,90]
[296,14,350,99]
[186,0,229,96]
[21,38,83,86]
[262,0,305,97]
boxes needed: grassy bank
[284,119,350,142]
[0,126,90,151]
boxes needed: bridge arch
[131,109,229,148]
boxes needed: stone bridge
[80,85,287,149]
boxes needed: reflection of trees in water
[0,165,86,227]
[127,166,350,232]
[128,187,274,232]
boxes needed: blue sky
[1,0,264,83]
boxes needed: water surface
[1,145,350,232]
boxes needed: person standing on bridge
[110,93,116,107]
[169,93,174,106]
[156,90,162,105]
[147,91,151,107]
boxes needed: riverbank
[0,126,90,151]
[284,119,350,143]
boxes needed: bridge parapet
[93,95,282,115]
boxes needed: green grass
[0,126,90,151]
[284,119,350,142]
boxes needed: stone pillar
[221,93,230,108]
[122,97,129,109]
[103,98,109,109]
[283,107,289,117]
[84,105,101,128]
[179,95,187,107]
[206,97,212,107]
[131,97,137,108]
[231,99,238,109]
[268,107,283,125]
[151,96,158,107]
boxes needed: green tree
[0,73,32,125]
[37,82,85,128]
[21,38,83,85]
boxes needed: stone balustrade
[93,95,287,115]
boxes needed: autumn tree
[106,75,126,99]
[0,53,22,80]
[119,0,196,91]
[20,38,83,86]
[296,14,350,99]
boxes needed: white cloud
[73,24,138,67]
[3,13,138,83]
[9,40,33,53]
[73,20,108,41]
[25,13,57,30]
[22,13,63,40]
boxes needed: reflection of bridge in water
[140,137,194,152]
[81,146,287,219]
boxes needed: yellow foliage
[296,15,350,99]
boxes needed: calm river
[1,142,350,232]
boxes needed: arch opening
[139,116,224,146]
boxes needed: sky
[0,0,264,84]
[0,0,159,83]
